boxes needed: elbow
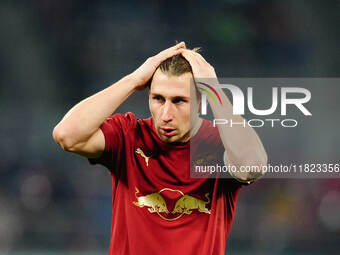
[245,153,268,179]
[227,148,268,182]
[248,147,268,169]
[237,152,268,182]
[52,125,75,151]
[258,150,268,167]
[239,148,268,168]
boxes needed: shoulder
[107,112,137,123]
[196,118,221,143]
[103,112,139,131]
[105,113,156,138]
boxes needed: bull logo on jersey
[132,187,211,221]
[172,193,211,215]
[133,187,169,213]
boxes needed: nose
[161,101,174,122]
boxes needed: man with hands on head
[53,42,267,255]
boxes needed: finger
[192,51,207,64]
[156,42,186,61]
[181,51,200,82]
[156,49,183,63]
[192,51,215,71]
[183,50,201,67]
[181,50,196,64]
[187,50,209,68]
[162,42,185,55]
[174,41,186,49]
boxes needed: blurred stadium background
[0,0,339,254]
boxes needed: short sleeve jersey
[88,112,243,255]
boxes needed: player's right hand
[130,42,186,90]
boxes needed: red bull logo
[133,187,169,213]
[172,193,210,215]
[133,187,211,221]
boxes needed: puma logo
[136,148,152,166]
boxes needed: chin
[160,136,176,143]
[158,134,181,143]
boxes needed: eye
[172,98,185,104]
[153,95,164,102]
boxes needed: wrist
[122,74,142,90]
[126,73,147,90]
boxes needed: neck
[190,118,203,139]
[181,117,203,143]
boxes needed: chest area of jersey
[133,146,188,172]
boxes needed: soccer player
[52,42,267,255]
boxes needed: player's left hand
[181,49,218,87]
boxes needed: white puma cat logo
[136,148,152,167]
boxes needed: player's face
[149,69,200,143]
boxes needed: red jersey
[89,112,243,255]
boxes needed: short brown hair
[148,47,200,88]
[159,54,192,76]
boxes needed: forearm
[179,49,267,181]
[53,75,137,148]
[209,88,268,180]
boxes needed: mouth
[160,127,177,137]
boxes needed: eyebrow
[150,93,190,100]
